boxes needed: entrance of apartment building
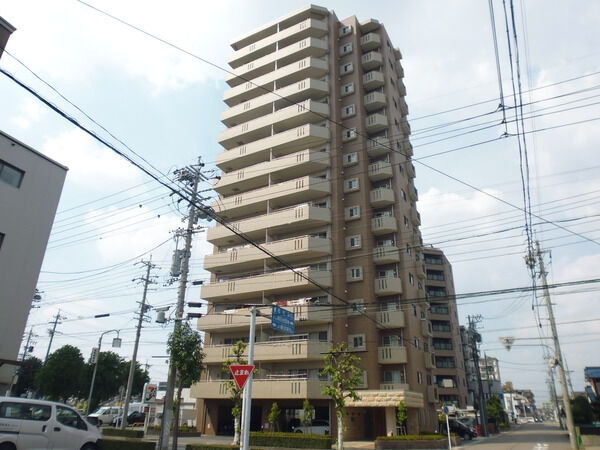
[216,405,262,435]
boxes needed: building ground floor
[195,392,438,440]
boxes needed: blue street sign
[442,406,449,415]
[271,305,295,335]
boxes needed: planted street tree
[321,343,362,449]
[396,400,408,435]
[487,396,507,426]
[223,341,248,445]
[268,402,281,432]
[167,321,205,450]
[13,356,42,397]
[302,398,315,433]
[36,345,85,401]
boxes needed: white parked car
[292,419,330,435]
[86,405,122,426]
[0,396,102,449]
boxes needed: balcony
[360,32,381,51]
[401,119,411,136]
[376,309,405,328]
[225,37,328,85]
[216,123,329,172]
[214,148,330,196]
[421,319,432,337]
[380,383,409,391]
[402,139,413,157]
[206,204,330,247]
[361,51,383,70]
[424,352,435,369]
[191,378,328,400]
[375,277,403,296]
[408,185,418,201]
[203,236,332,274]
[203,339,331,363]
[405,161,415,178]
[360,18,380,34]
[378,346,407,364]
[366,113,388,133]
[368,161,393,181]
[211,175,330,220]
[370,188,395,208]
[366,137,391,157]
[228,18,328,70]
[371,216,397,235]
[399,98,409,116]
[222,78,329,126]
[410,209,421,226]
[201,267,332,302]
[416,263,426,279]
[224,57,328,106]
[218,100,329,149]
[364,91,386,112]
[197,304,333,332]
[427,386,438,403]
[363,71,384,90]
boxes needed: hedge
[250,431,332,449]
[100,437,156,450]
[101,427,144,438]
[377,435,445,441]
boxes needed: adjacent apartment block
[423,247,468,408]
[0,130,67,391]
[192,5,438,439]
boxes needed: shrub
[101,437,156,449]
[250,431,332,449]
[376,434,446,441]
[185,446,265,450]
[102,427,144,438]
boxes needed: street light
[86,330,121,415]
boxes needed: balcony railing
[360,32,382,51]
[375,309,405,328]
[374,277,403,296]
[378,345,407,364]
[203,339,331,363]
[371,216,397,235]
[191,378,328,399]
[361,51,383,70]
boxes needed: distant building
[0,130,67,392]
[479,356,502,401]
[459,325,478,406]
[584,367,600,402]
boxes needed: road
[458,423,571,450]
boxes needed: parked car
[292,419,330,435]
[87,405,122,427]
[111,410,146,427]
[444,420,477,440]
[0,396,102,450]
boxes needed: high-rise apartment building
[192,5,438,439]
[423,248,468,408]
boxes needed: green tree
[396,400,408,435]
[223,341,248,445]
[13,357,42,397]
[167,322,205,450]
[82,351,125,412]
[36,345,85,401]
[571,396,594,424]
[321,343,362,449]
[268,402,281,431]
[302,398,315,433]
[487,396,507,424]
[120,360,150,400]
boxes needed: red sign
[229,364,255,390]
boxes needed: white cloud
[11,97,46,129]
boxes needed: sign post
[443,406,452,450]
[240,306,257,450]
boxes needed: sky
[1,0,599,405]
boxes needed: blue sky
[1,0,600,403]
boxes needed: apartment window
[347,266,363,281]
[341,63,354,74]
[436,356,456,369]
[346,234,361,250]
[343,152,358,166]
[417,371,423,384]
[349,334,365,350]
[414,337,420,349]
[0,160,25,188]
[383,370,406,384]
[427,286,447,297]
[424,254,443,265]
[0,232,4,250]
[427,270,445,281]
[358,370,368,388]
[401,189,407,201]
[343,128,357,141]
[345,205,360,220]
[341,82,355,96]
[342,104,356,118]
[344,178,360,192]
[349,299,365,314]
[431,321,451,332]
[340,43,353,55]
[382,334,403,347]
[403,216,409,228]
[339,25,352,36]
[408,273,415,285]
[405,243,411,255]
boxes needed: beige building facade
[193,5,439,439]
[423,248,468,408]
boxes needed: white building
[0,130,67,391]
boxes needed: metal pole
[536,241,577,449]
[445,412,452,450]
[158,162,201,450]
[7,328,34,396]
[44,311,63,364]
[548,366,562,428]
[469,316,488,437]
[86,330,119,415]
[241,306,256,450]
[121,260,153,429]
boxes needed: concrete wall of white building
[0,130,67,390]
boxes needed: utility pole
[8,328,36,395]
[44,310,66,364]
[468,315,488,437]
[534,240,577,449]
[547,365,562,428]
[120,258,156,429]
[159,159,208,450]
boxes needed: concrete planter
[375,438,449,449]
